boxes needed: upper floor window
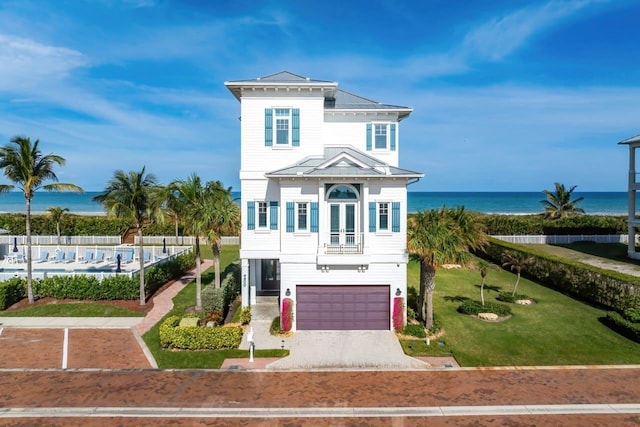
[366,123,397,152]
[265,108,300,147]
[378,202,389,231]
[297,202,308,231]
[247,201,278,231]
[374,125,388,149]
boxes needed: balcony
[322,232,364,255]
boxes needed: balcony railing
[323,232,364,254]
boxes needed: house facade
[620,134,640,259]
[225,71,422,331]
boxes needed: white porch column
[241,258,250,307]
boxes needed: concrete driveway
[266,330,428,370]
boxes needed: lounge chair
[143,252,152,264]
[63,251,76,263]
[91,251,105,264]
[79,250,93,263]
[35,252,49,263]
[51,251,65,263]
[121,251,134,264]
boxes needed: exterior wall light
[395,288,402,296]
[285,288,291,296]
[321,265,329,272]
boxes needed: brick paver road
[1,367,640,425]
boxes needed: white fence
[493,234,628,244]
[0,235,121,245]
[134,236,239,245]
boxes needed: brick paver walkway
[135,259,213,335]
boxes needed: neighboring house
[620,134,640,259]
[225,71,423,331]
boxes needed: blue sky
[0,0,638,192]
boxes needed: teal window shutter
[270,201,278,230]
[390,124,396,151]
[310,202,318,232]
[286,202,294,232]
[392,202,400,232]
[292,108,300,146]
[369,202,376,232]
[366,124,372,151]
[247,201,255,230]
[265,108,273,146]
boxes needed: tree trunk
[213,240,221,289]
[56,223,61,246]
[424,261,436,328]
[138,228,146,306]
[480,277,486,306]
[174,219,179,245]
[512,271,521,296]
[26,197,34,304]
[195,236,202,311]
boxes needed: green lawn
[405,259,640,366]
[142,244,288,369]
[0,302,144,317]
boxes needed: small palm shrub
[496,292,530,303]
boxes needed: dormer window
[265,108,300,147]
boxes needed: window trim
[378,202,390,231]
[257,201,269,229]
[296,201,309,232]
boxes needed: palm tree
[47,206,69,245]
[541,182,585,219]
[168,174,208,310]
[0,136,83,304]
[203,181,240,289]
[162,186,183,245]
[407,206,487,328]
[478,259,489,306]
[501,251,534,296]
[93,167,163,306]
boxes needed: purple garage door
[296,285,390,330]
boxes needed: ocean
[0,191,629,216]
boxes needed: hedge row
[0,251,195,304]
[201,261,241,319]
[0,277,26,310]
[476,214,627,236]
[159,315,243,350]
[601,312,640,343]
[480,238,640,313]
[0,213,178,236]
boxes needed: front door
[260,259,280,294]
[330,203,356,246]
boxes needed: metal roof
[265,146,423,179]
[619,134,640,145]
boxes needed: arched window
[327,185,358,200]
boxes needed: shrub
[239,306,251,325]
[403,324,427,338]
[406,307,416,322]
[601,312,640,343]
[202,287,225,312]
[33,275,138,301]
[281,298,293,332]
[392,297,404,332]
[270,316,284,335]
[624,307,640,323]
[205,310,224,326]
[0,277,26,310]
[458,300,512,317]
[159,315,243,350]
[477,214,627,236]
[496,292,530,303]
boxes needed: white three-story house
[225,71,422,331]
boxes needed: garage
[296,285,390,330]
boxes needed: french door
[330,203,357,246]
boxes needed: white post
[241,258,249,307]
[247,326,255,363]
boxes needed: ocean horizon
[0,191,629,216]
